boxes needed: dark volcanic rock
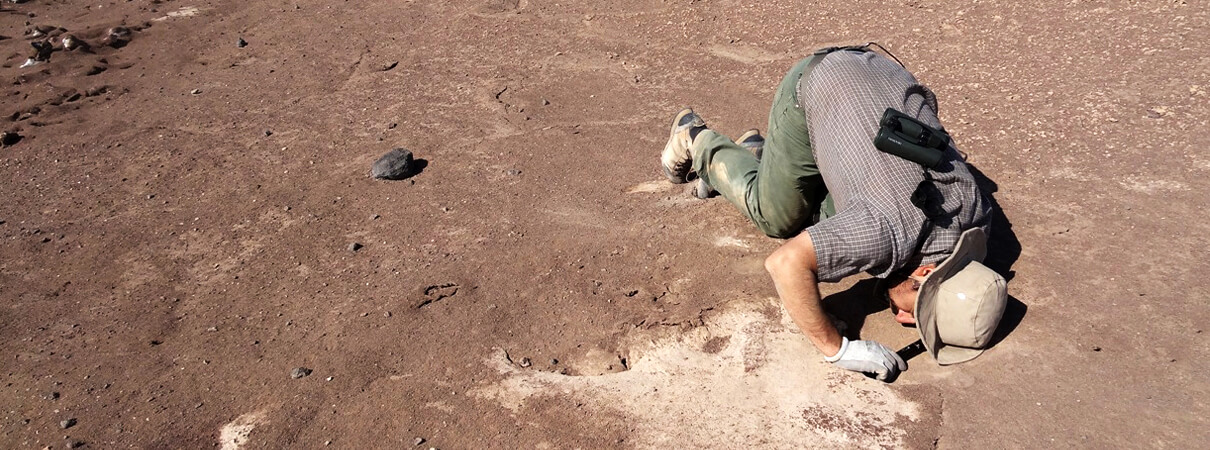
[371,148,415,180]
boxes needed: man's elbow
[765,246,806,279]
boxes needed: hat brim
[914,228,988,365]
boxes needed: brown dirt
[2,0,1208,448]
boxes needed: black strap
[909,169,942,260]
[802,42,906,80]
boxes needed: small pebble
[519,357,532,368]
[190,89,201,95]
[388,122,398,129]
[371,214,381,220]
[66,440,85,449]
[1092,346,1102,352]
[551,358,559,365]
[237,37,247,48]
[348,242,363,252]
[290,367,312,379]
[413,437,426,446]
[60,418,76,429]
[264,130,273,137]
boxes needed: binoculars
[873,108,951,169]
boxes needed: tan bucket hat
[915,228,1008,365]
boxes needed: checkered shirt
[800,50,991,283]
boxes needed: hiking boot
[736,129,765,160]
[661,108,706,184]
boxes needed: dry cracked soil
[2,0,1209,448]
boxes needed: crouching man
[659,44,1007,381]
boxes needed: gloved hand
[824,337,907,382]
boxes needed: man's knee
[756,220,802,240]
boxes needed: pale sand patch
[626,180,673,194]
[155,6,203,21]
[714,236,751,249]
[219,410,266,450]
[1121,176,1188,193]
[707,44,784,64]
[473,299,920,448]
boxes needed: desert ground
[2,0,1208,448]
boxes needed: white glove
[824,337,907,382]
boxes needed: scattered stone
[237,37,248,48]
[550,358,559,365]
[1092,346,1102,352]
[101,27,131,48]
[542,98,550,105]
[149,340,162,346]
[60,418,76,429]
[29,40,53,63]
[413,437,426,446]
[190,89,202,95]
[359,312,368,317]
[264,130,273,137]
[43,391,60,400]
[290,367,312,379]
[206,326,217,332]
[348,242,363,252]
[1,131,22,147]
[66,439,85,449]
[388,122,398,129]
[506,169,521,176]
[61,35,90,52]
[383,311,391,317]
[519,357,532,368]
[371,214,381,220]
[382,61,398,71]
[371,148,416,180]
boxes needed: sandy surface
[2,0,1209,448]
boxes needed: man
[660,45,1008,381]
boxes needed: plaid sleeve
[805,202,895,283]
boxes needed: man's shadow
[821,164,1025,361]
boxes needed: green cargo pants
[690,55,836,239]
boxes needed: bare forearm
[765,233,844,357]
[769,267,843,357]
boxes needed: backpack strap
[802,42,906,78]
